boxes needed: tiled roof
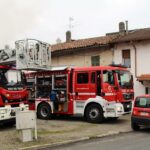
[51,28,150,53]
[51,34,119,52]
[113,28,150,43]
[137,74,150,81]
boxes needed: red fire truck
[0,38,50,125]
[27,65,134,123]
[0,65,28,125]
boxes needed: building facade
[51,32,118,67]
[113,29,150,96]
[51,26,150,97]
[52,47,113,67]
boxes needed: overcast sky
[0,0,150,48]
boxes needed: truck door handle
[101,92,105,96]
[76,92,78,96]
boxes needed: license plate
[12,108,20,113]
[140,112,149,116]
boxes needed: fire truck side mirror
[22,72,27,85]
[114,86,119,91]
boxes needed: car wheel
[4,121,15,127]
[131,122,140,131]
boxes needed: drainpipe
[131,41,137,78]
[111,45,116,64]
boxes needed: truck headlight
[0,109,7,114]
[25,105,29,110]
[117,106,122,112]
[5,94,10,98]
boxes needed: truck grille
[122,102,132,112]
[1,95,27,105]
[123,93,134,100]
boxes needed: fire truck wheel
[37,103,51,119]
[85,104,104,123]
[3,121,15,127]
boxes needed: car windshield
[117,70,133,89]
[135,97,150,108]
[0,69,22,86]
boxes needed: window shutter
[122,50,130,59]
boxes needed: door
[89,71,97,97]
[74,71,90,100]
[102,70,117,102]
[96,71,101,96]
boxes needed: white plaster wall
[52,49,113,67]
[136,41,150,75]
[113,42,149,97]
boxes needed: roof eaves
[52,43,109,53]
[52,44,110,56]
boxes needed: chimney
[125,20,128,34]
[119,22,125,33]
[66,31,71,42]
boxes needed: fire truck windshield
[117,70,133,89]
[0,69,23,89]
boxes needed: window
[135,97,150,108]
[54,75,67,89]
[145,87,149,94]
[117,70,133,88]
[91,56,100,66]
[91,72,96,83]
[103,70,115,85]
[77,73,89,84]
[122,49,131,68]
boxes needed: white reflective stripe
[105,93,117,96]
[70,93,95,95]
[70,93,75,95]
[78,93,95,95]
[36,98,50,101]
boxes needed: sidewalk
[0,114,132,150]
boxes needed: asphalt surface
[40,130,150,150]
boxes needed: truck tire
[3,120,15,127]
[131,122,140,131]
[37,103,51,119]
[85,104,104,123]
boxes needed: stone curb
[18,130,132,150]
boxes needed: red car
[131,95,150,130]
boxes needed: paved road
[41,130,150,150]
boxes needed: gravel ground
[0,114,132,150]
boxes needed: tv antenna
[69,17,74,31]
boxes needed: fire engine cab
[0,65,29,125]
[0,38,50,125]
[27,65,134,123]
